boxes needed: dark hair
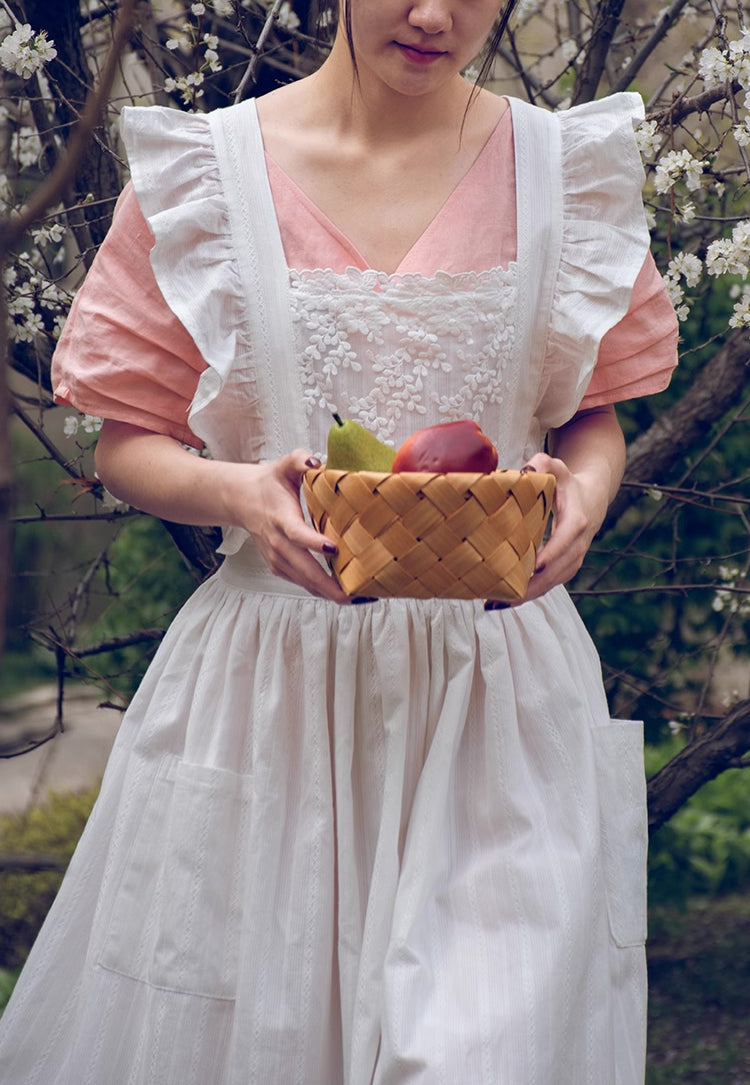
[314,1,518,90]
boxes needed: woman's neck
[306,36,476,150]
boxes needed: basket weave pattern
[303,468,555,602]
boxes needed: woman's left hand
[513,452,608,602]
[486,405,626,607]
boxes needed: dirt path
[0,685,122,815]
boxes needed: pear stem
[332,412,344,426]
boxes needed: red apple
[391,420,499,473]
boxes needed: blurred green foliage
[8,420,198,701]
[0,786,98,970]
[646,738,750,904]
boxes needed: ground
[646,895,750,1084]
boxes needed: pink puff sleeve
[52,182,207,450]
[580,251,679,409]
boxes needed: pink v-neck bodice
[264,109,517,277]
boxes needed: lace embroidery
[289,264,518,459]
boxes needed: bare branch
[233,0,286,104]
[648,81,743,125]
[0,852,68,872]
[572,0,627,104]
[648,699,750,830]
[611,0,700,95]
[12,401,86,481]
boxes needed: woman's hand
[95,422,350,603]
[515,452,609,602]
[488,405,626,606]
[241,451,351,603]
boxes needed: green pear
[326,413,396,471]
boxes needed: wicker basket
[303,467,555,602]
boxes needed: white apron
[0,93,651,1085]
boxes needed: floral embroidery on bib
[289,264,518,459]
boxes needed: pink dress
[1,94,678,1085]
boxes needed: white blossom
[11,306,43,342]
[712,565,750,616]
[211,0,235,15]
[733,116,750,147]
[0,23,56,79]
[63,415,80,437]
[204,47,222,72]
[516,0,543,17]
[729,289,750,328]
[14,125,43,171]
[654,148,704,194]
[706,220,750,278]
[561,39,578,63]
[699,33,750,91]
[698,44,735,88]
[681,201,696,223]
[668,251,702,288]
[31,222,65,245]
[191,2,206,14]
[164,69,205,103]
[662,274,689,321]
[275,2,300,31]
[635,119,660,160]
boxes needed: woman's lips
[396,42,447,65]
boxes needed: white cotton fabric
[0,94,651,1085]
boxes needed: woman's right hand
[237,450,351,603]
[95,422,350,603]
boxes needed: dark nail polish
[322,542,338,555]
[484,600,510,611]
[520,464,537,475]
[352,596,377,605]
[305,457,322,469]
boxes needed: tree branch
[611,0,699,95]
[0,852,68,872]
[572,0,627,105]
[648,81,742,125]
[647,699,750,831]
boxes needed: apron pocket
[591,719,648,948]
[99,756,250,1000]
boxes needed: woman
[0,2,678,1081]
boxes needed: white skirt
[0,543,647,1085]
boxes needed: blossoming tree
[1,0,748,825]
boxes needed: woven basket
[303,467,555,602]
